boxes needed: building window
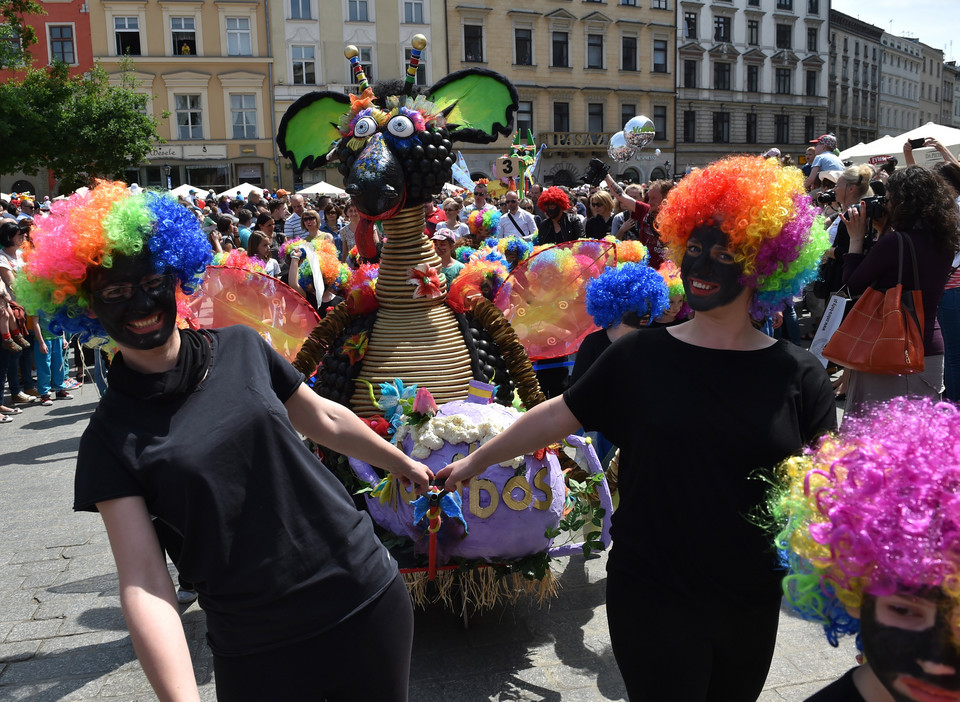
[653,105,667,140]
[620,0,636,5]
[587,34,603,69]
[776,24,792,50]
[776,67,792,94]
[515,28,532,65]
[684,12,697,39]
[803,116,815,142]
[746,113,758,143]
[404,47,426,84]
[552,32,569,68]
[171,17,196,56]
[348,0,369,21]
[776,0,793,9]
[464,24,483,63]
[651,0,667,8]
[807,0,819,14]
[588,102,604,132]
[49,25,76,64]
[403,0,423,24]
[622,36,637,71]
[748,20,759,46]
[553,102,570,132]
[226,17,251,56]
[747,64,759,92]
[714,16,731,43]
[290,0,310,19]
[714,62,731,90]
[775,114,790,143]
[621,103,635,129]
[175,94,203,139]
[684,59,698,88]
[683,110,696,142]
[806,27,817,52]
[806,69,818,96]
[713,112,730,143]
[114,17,141,56]
[517,100,533,136]
[652,40,668,73]
[230,94,257,139]
[291,45,316,84]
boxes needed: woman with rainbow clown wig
[772,397,960,702]
[438,155,836,701]
[15,181,432,701]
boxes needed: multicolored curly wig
[657,155,828,318]
[467,209,502,240]
[585,263,669,329]
[446,259,509,314]
[212,248,266,274]
[770,397,960,648]
[14,181,212,341]
[614,240,649,265]
[497,236,533,269]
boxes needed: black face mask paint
[679,225,744,312]
[88,254,178,351]
[861,593,960,702]
[544,205,561,220]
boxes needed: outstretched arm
[285,384,433,491]
[98,497,200,702]
[435,395,581,491]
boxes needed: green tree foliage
[0,60,164,191]
[0,0,45,68]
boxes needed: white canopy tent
[839,123,960,167]
[217,182,264,200]
[296,180,346,196]
[168,183,204,199]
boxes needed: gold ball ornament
[344,46,359,59]
[412,35,427,51]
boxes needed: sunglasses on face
[93,274,175,303]
[303,216,317,222]
[474,191,486,197]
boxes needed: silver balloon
[624,115,655,150]
[607,131,635,163]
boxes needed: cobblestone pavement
[0,352,856,701]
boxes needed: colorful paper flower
[343,332,368,365]
[362,415,391,438]
[412,387,438,416]
[407,263,442,299]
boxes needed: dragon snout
[345,133,405,217]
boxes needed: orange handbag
[822,232,925,374]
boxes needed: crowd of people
[4,132,960,702]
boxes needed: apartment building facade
[915,39,944,128]
[444,0,676,186]
[825,10,881,151]
[878,33,922,135]
[89,0,275,194]
[945,62,960,129]
[675,0,828,171]
[271,0,449,191]
[0,0,94,196]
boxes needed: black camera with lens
[857,195,887,219]
[816,189,837,205]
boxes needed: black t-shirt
[806,668,864,701]
[584,215,612,239]
[563,327,836,605]
[74,326,396,656]
[571,328,611,385]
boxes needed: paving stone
[6,619,64,643]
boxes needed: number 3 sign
[497,156,520,177]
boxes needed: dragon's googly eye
[387,115,416,138]
[353,116,378,138]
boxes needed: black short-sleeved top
[571,328,612,385]
[564,327,836,605]
[74,326,396,656]
[806,669,864,701]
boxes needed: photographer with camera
[841,165,959,415]
[903,136,960,168]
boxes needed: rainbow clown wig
[657,155,828,318]
[15,181,212,342]
[585,263,669,329]
[770,397,960,648]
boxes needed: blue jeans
[34,337,65,396]
[938,286,960,402]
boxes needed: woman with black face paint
[438,156,836,701]
[15,182,433,702]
